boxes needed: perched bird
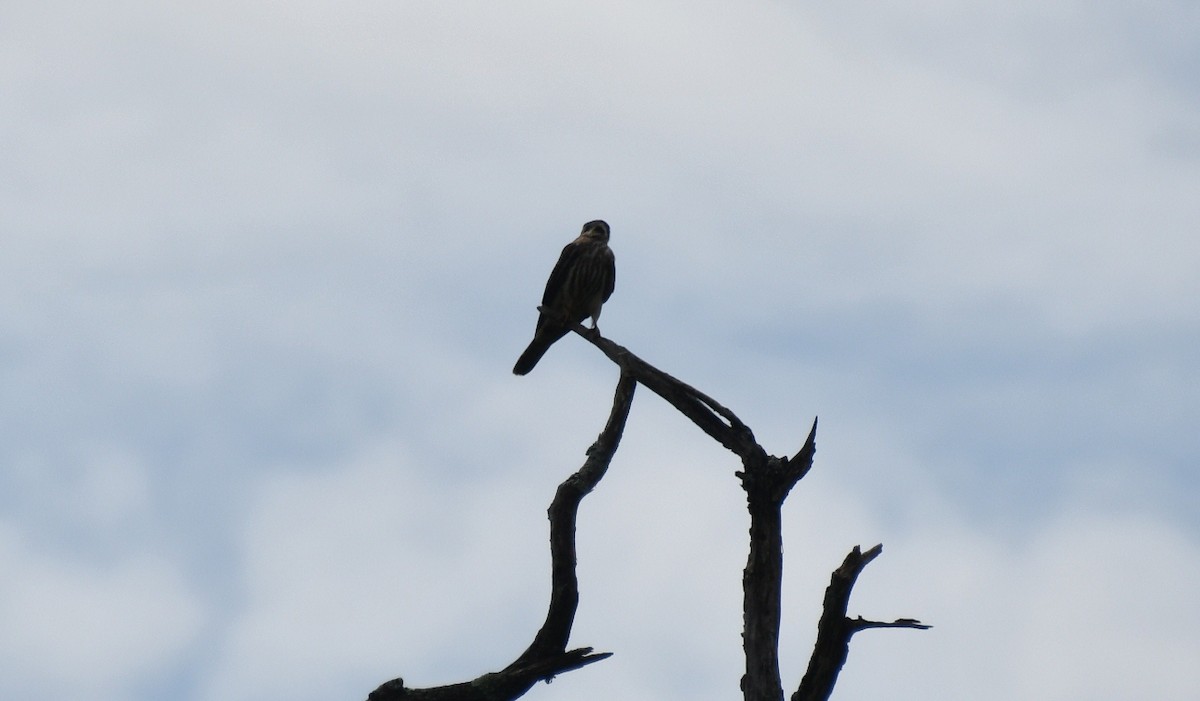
[513,220,616,375]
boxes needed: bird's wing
[541,239,585,307]
[600,247,615,302]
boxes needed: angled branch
[366,372,637,701]
[572,326,832,701]
[792,545,930,701]
[513,370,636,663]
[573,324,925,701]
[568,322,765,462]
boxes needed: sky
[2,2,1199,700]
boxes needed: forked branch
[793,545,931,701]
[573,327,926,701]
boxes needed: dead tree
[367,327,928,701]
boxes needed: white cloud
[199,440,558,700]
[1009,512,1200,699]
[0,525,205,700]
[782,477,1200,701]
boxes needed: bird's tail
[513,324,571,375]
[512,337,551,375]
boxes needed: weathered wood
[366,372,635,701]
[792,545,931,701]
[573,327,925,701]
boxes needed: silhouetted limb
[739,419,818,701]
[567,319,763,460]
[792,544,931,701]
[512,371,635,664]
[573,326,926,701]
[366,372,636,701]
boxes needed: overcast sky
[2,2,1198,700]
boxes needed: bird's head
[581,220,610,242]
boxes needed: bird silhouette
[513,220,616,375]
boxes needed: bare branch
[512,370,636,663]
[573,328,929,701]
[792,545,929,701]
[571,326,830,701]
[366,372,637,701]
[569,323,766,462]
[849,617,932,633]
